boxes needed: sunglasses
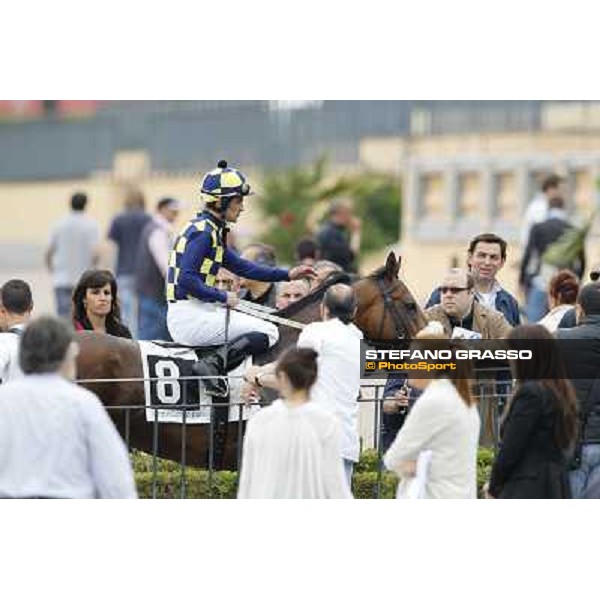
[440,286,471,294]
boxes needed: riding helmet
[200,160,252,201]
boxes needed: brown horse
[75,252,426,469]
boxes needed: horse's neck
[256,300,321,366]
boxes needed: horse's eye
[406,302,417,311]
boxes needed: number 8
[155,360,181,404]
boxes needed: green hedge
[133,448,496,499]
[135,470,400,499]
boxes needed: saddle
[144,339,249,470]
[149,340,222,359]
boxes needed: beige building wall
[0,164,269,269]
[360,130,600,307]
[2,128,600,313]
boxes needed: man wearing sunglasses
[383,268,512,450]
[425,268,512,339]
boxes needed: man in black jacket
[520,196,585,323]
[315,199,361,273]
[556,283,600,498]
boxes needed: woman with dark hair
[538,270,579,333]
[384,323,481,499]
[237,347,352,499]
[487,324,577,498]
[72,269,132,339]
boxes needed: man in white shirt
[244,284,363,485]
[0,315,137,499]
[0,279,34,383]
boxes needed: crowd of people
[0,164,598,499]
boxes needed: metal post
[180,379,187,499]
[236,401,244,475]
[224,306,230,378]
[371,385,379,453]
[125,407,131,451]
[152,406,159,499]
[208,400,214,499]
[375,386,383,499]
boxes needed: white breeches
[167,299,279,347]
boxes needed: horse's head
[352,252,427,342]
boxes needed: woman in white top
[237,347,352,499]
[384,326,481,499]
[538,270,579,333]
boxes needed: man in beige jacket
[425,268,512,339]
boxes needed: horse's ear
[384,252,398,282]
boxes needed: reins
[233,299,305,330]
[234,276,413,339]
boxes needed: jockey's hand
[288,265,317,280]
[224,292,239,308]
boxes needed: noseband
[375,277,413,341]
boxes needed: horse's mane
[275,272,353,318]
[367,265,388,280]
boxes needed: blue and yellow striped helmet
[200,160,252,200]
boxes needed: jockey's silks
[166,211,288,304]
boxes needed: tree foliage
[258,157,402,265]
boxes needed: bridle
[374,277,414,341]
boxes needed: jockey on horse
[166,159,316,396]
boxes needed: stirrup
[192,365,230,398]
[203,378,229,398]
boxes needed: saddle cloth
[138,340,259,425]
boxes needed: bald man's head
[439,268,475,318]
[322,283,356,323]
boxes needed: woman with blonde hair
[383,322,480,499]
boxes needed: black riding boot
[192,332,270,397]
